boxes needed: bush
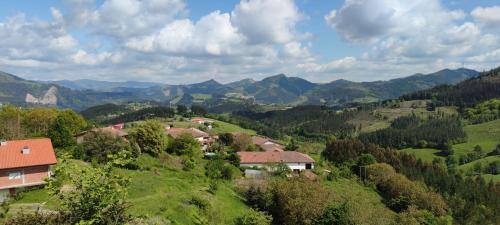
[4,210,64,225]
[234,209,272,225]
[313,202,355,225]
[182,157,196,171]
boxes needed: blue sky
[0,0,499,84]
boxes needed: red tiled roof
[251,136,284,152]
[166,127,209,138]
[0,139,57,170]
[238,151,315,164]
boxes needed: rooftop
[238,151,315,164]
[166,127,209,138]
[0,138,57,170]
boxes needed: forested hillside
[401,66,500,107]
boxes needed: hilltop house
[0,139,57,202]
[238,151,315,173]
[251,136,285,152]
[76,126,129,144]
[166,127,215,151]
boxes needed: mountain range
[0,68,479,110]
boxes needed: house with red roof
[237,151,315,173]
[0,138,57,202]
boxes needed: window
[8,172,21,180]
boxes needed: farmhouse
[166,127,214,150]
[238,151,315,172]
[76,126,129,144]
[0,139,57,202]
[251,136,285,152]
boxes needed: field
[402,119,500,161]
[401,119,500,182]
[400,148,444,161]
[164,117,256,135]
[453,119,500,155]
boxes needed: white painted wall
[241,162,314,171]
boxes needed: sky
[0,0,500,84]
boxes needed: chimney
[0,140,6,146]
[21,146,30,155]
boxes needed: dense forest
[222,105,357,141]
[358,114,466,150]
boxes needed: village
[0,116,316,204]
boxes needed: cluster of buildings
[0,117,315,202]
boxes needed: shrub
[313,202,355,225]
[234,209,272,225]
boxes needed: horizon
[17,66,481,86]
[1,0,500,83]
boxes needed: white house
[237,151,315,173]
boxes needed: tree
[357,153,377,166]
[232,133,252,151]
[0,105,24,140]
[177,104,188,114]
[191,105,207,115]
[219,133,234,146]
[46,156,131,224]
[48,110,87,148]
[227,152,241,166]
[76,130,134,164]
[285,139,299,151]
[22,108,58,137]
[168,133,201,158]
[235,209,272,225]
[268,177,334,225]
[129,120,167,156]
[314,202,355,225]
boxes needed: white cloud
[325,0,466,43]
[126,11,244,56]
[231,0,303,44]
[472,6,500,26]
[62,0,186,38]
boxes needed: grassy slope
[326,178,395,225]
[168,119,256,135]
[8,156,249,224]
[402,119,500,161]
[402,119,500,182]
[116,155,248,224]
